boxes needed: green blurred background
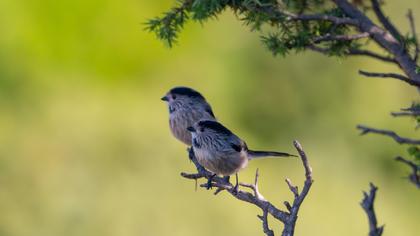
[0,1,419,235]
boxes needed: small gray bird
[161,87,216,146]
[187,120,296,191]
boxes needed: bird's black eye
[172,95,177,99]
[200,127,204,132]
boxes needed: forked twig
[361,183,384,236]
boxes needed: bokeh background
[0,1,419,235]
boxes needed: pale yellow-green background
[0,1,419,236]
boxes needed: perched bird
[187,120,296,191]
[161,87,216,146]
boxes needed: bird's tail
[247,150,297,159]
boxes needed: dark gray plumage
[161,87,216,145]
[188,120,296,176]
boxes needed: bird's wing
[228,135,247,153]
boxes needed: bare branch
[258,209,275,236]
[239,168,265,200]
[213,187,224,195]
[347,48,396,63]
[361,183,384,236]
[283,201,292,212]
[370,0,401,41]
[333,0,420,82]
[286,1,418,82]
[254,168,263,199]
[282,140,314,236]
[358,70,420,87]
[181,172,205,179]
[407,9,419,61]
[284,12,359,26]
[295,140,313,180]
[357,125,420,145]
[313,32,370,43]
[306,45,330,54]
[243,3,359,26]
[401,104,420,112]
[395,156,420,188]
[182,141,313,236]
[308,45,397,64]
[285,178,298,198]
[391,111,420,117]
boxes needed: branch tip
[285,178,299,197]
[358,70,420,87]
[258,210,274,236]
[356,125,420,145]
[284,201,292,212]
[361,183,383,236]
[395,156,420,188]
[370,0,401,41]
[406,9,419,61]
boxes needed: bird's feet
[206,174,216,190]
[232,173,239,194]
[232,182,239,195]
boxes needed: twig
[407,9,419,62]
[359,70,420,87]
[347,48,396,63]
[281,140,314,236]
[357,125,420,145]
[390,111,420,117]
[258,209,275,236]
[181,141,313,236]
[283,201,292,212]
[240,3,359,26]
[401,104,420,112]
[239,168,265,200]
[285,178,298,198]
[395,156,420,188]
[313,32,370,43]
[306,45,330,54]
[361,183,384,236]
[308,45,396,64]
[370,0,401,41]
[281,11,359,26]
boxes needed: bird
[161,86,216,146]
[187,120,296,192]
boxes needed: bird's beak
[161,96,169,101]
[187,126,196,132]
